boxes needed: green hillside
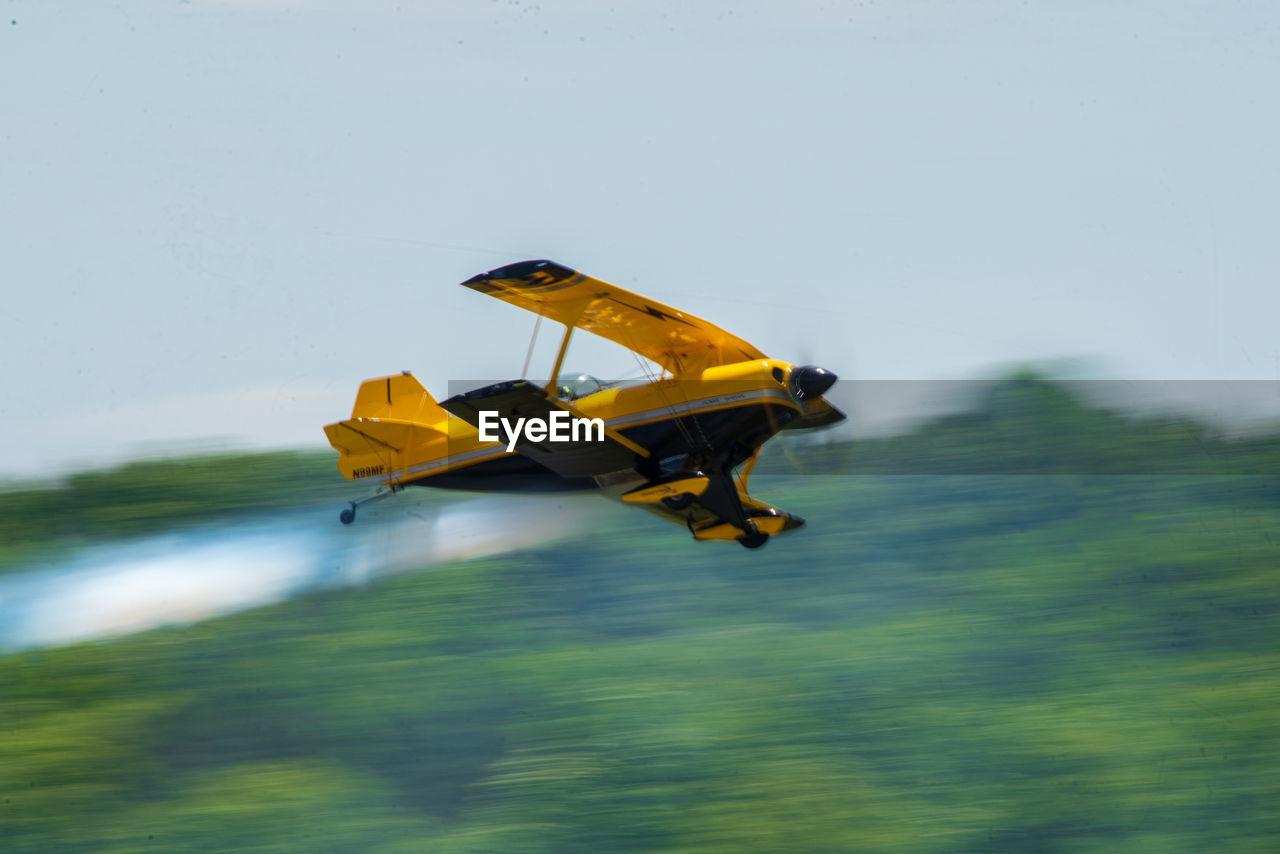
[2,379,1277,852]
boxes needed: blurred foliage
[762,374,1280,478]
[2,378,1278,851]
[0,451,348,569]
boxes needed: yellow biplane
[323,260,844,548]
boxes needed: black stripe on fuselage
[406,451,595,492]
[405,401,796,493]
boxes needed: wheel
[737,521,769,549]
[339,507,356,525]
[661,493,694,510]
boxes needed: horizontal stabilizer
[323,418,449,480]
[324,418,445,456]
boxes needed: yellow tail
[324,372,450,481]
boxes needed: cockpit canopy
[555,373,604,400]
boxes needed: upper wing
[462,260,767,378]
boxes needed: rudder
[325,372,450,481]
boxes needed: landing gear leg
[338,485,400,525]
[693,467,769,549]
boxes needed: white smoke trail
[0,493,605,652]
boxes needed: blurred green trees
[0,451,347,567]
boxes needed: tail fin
[324,372,450,481]
[349,372,445,425]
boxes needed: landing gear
[661,493,695,510]
[737,521,770,550]
[337,485,400,525]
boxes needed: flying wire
[632,350,699,454]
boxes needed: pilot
[557,373,602,400]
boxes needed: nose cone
[790,365,837,400]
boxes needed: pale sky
[3,1,1278,477]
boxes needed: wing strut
[545,324,573,394]
[521,313,543,379]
